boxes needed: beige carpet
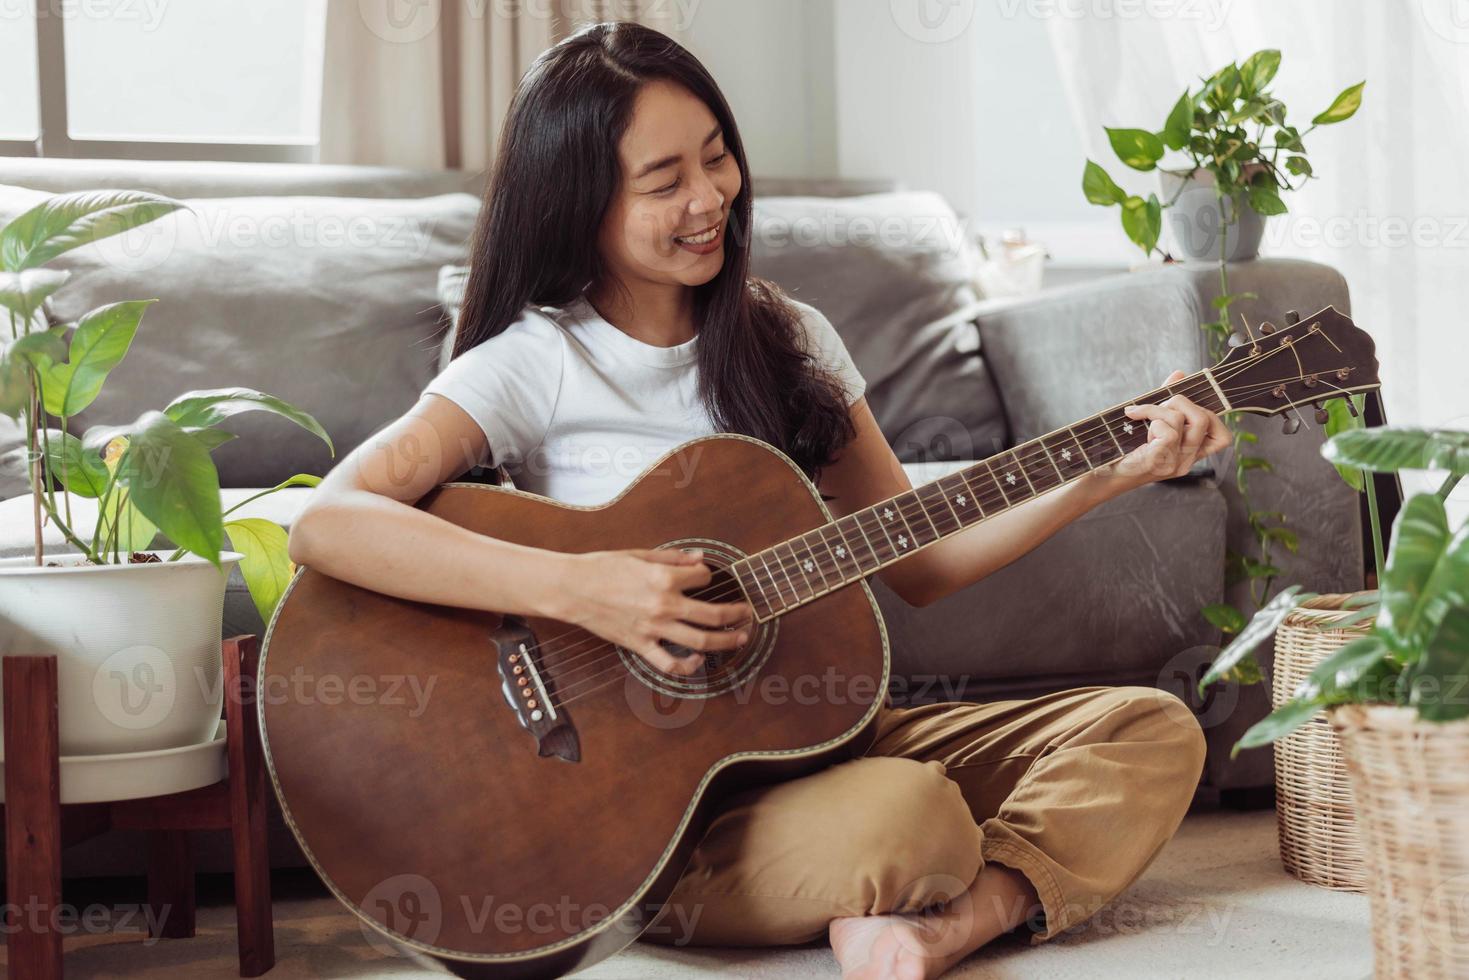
[5,807,1372,979]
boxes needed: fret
[1015,441,1064,495]
[973,460,1011,509]
[819,523,862,580]
[839,513,882,570]
[776,543,805,602]
[1102,407,1150,456]
[875,497,915,548]
[1073,414,1124,469]
[1098,408,1129,455]
[938,470,984,524]
[1042,429,1093,481]
[780,541,813,597]
[734,559,777,619]
[893,491,940,546]
[757,551,793,609]
[999,453,1037,498]
[916,481,951,537]
[855,508,900,562]
[795,530,832,591]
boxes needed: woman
[288,21,1231,980]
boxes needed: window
[1,0,327,161]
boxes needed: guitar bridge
[492,615,580,763]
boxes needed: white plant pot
[0,549,243,756]
[1159,167,1267,262]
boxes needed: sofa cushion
[748,191,1009,463]
[0,184,478,500]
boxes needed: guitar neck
[730,368,1231,622]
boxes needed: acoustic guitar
[258,306,1378,978]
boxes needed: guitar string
[508,357,1330,708]
[512,353,1324,700]
[516,358,1321,705]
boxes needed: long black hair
[452,21,856,484]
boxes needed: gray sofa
[0,158,1364,880]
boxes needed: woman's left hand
[1106,369,1234,492]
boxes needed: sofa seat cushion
[0,184,479,501]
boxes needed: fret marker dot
[897,534,909,549]
[955,493,967,507]
[882,507,894,521]
[1006,472,1018,486]
[802,559,815,573]
[835,545,847,558]
[1123,422,1135,435]
[1061,448,1072,461]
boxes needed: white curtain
[318,0,688,171]
[1047,0,1469,505]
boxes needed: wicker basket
[1330,703,1469,979]
[1271,592,1371,891]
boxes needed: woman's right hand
[545,547,756,676]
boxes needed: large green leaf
[1411,608,1469,721]
[42,430,109,498]
[1231,697,1323,757]
[164,387,334,455]
[0,190,188,272]
[223,518,293,625]
[0,345,28,418]
[1082,160,1127,206]
[114,410,223,566]
[1304,634,1391,696]
[1120,193,1162,253]
[1323,427,1469,476]
[40,300,154,417]
[1160,91,1193,151]
[1312,81,1366,125]
[0,268,70,324]
[100,489,160,555]
[1323,396,1367,490]
[1240,49,1281,96]
[1378,493,1469,656]
[1106,128,1165,171]
[1199,585,1311,694]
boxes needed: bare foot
[828,911,964,979]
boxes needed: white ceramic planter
[1159,167,1267,262]
[0,549,242,756]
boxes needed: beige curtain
[319,0,687,170]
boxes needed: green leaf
[0,268,70,324]
[0,190,188,272]
[1161,91,1193,151]
[6,325,69,369]
[1199,585,1312,694]
[101,489,160,555]
[1106,128,1166,171]
[223,518,293,626]
[1262,526,1300,553]
[1206,63,1243,110]
[41,431,109,498]
[1120,193,1162,253]
[1239,456,1275,473]
[1212,291,1259,310]
[1378,492,1469,656]
[1081,159,1127,206]
[1247,181,1288,216]
[164,387,334,456]
[1275,126,1305,152]
[1285,156,1313,178]
[1202,603,1248,634]
[1312,81,1366,125]
[1231,697,1324,757]
[1306,634,1391,696]
[1323,396,1367,490]
[1240,49,1281,95]
[1323,427,1469,476]
[1412,608,1469,721]
[40,300,154,417]
[113,410,223,566]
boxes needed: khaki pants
[642,685,1207,948]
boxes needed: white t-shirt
[422,293,867,506]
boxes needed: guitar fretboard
[730,371,1228,621]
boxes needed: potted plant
[1080,49,1367,677]
[0,190,332,756]
[1200,426,1469,977]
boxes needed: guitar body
[258,433,890,978]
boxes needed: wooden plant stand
[2,635,275,978]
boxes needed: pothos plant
[1080,49,1366,634]
[1199,427,1469,754]
[0,190,333,624]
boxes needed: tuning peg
[1259,321,1277,334]
[1282,411,1302,435]
[1314,401,1330,424]
[1285,310,1302,325]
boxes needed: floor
[5,807,1373,979]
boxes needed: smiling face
[596,78,743,292]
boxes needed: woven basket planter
[1272,592,1370,891]
[1329,703,1469,979]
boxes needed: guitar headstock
[1211,306,1380,423]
